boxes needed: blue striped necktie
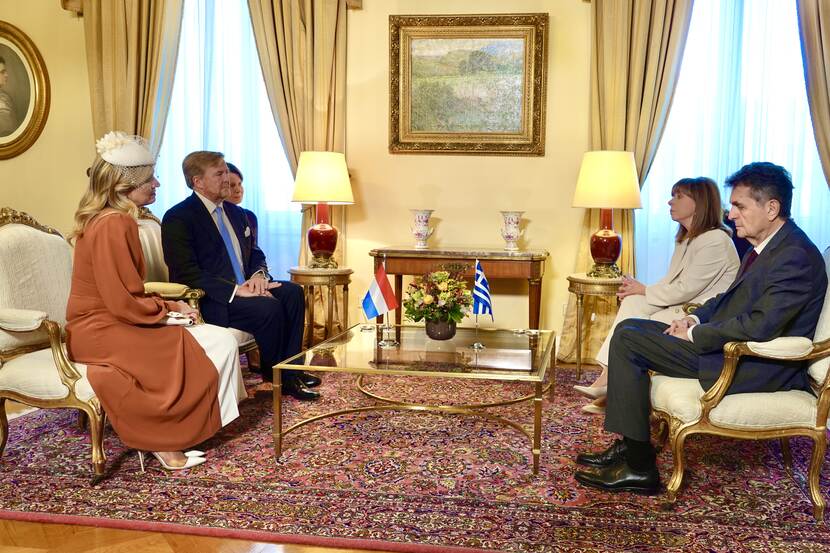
[214,204,245,284]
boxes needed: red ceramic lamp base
[307,203,339,269]
[586,208,623,278]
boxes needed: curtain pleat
[248,0,348,344]
[797,0,830,187]
[82,0,183,154]
[558,0,694,364]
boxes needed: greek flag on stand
[472,260,493,320]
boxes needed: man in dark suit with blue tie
[161,151,320,400]
[575,162,827,494]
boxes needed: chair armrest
[746,337,814,359]
[0,308,48,332]
[144,282,205,301]
[698,337,830,420]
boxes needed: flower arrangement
[403,269,473,323]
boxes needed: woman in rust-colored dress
[66,132,245,471]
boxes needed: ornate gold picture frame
[0,21,50,160]
[389,13,548,156]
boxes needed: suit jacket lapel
[721,220,795,295]
[665,239,689,282]
[186,193,224,250]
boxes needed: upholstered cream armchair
[651,247,830,521]
[0,208,106,480]
[136,208,258,355]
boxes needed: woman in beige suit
[575,177,740,414]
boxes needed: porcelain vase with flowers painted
[411,209,434,250]
[500,211,524,251]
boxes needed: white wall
[0,0,94,235]
[345,0,592,333]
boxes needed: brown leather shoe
[575,457,660,495]
[576,439,627,468]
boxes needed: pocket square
[244,226,251,237]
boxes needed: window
[635,0,829,283]
[154,0,302,278]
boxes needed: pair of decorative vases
[410,209,524,251]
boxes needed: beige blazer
[645,228,740,309]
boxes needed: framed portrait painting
[389,13,548,156]
[0,21,50,160]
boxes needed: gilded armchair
[136,208,258,355]
[651,247,830,521]
[0,207,106,480]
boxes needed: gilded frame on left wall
[0,20,50,160]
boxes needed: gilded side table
[288,266,353,347]
[566,273,622,379]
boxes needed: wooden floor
[3,401,394,553]
[0,519,388,553]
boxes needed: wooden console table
[369,246,550,329]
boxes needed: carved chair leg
[0,398,7,458]
[780,437,793,477]
[654,417,669,451]
[666,428,689,503]
[85,407,106,483]
[807,433,827,523]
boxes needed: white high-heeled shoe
[573,384,607,399]
[138,451,206,472]
[581,403,606,415]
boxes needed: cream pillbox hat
[95,131,155,167]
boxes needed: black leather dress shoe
[282,375,320,401]
[576,439,627,468]
[300,372,322,388]
[575,458,660,495]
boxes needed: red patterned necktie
[738,250,758,278]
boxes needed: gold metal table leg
[533,381,542,474]
[273,366,282,459]
[575,292,583,380]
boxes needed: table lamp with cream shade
[292,151,354,268]
[572,150,641,278]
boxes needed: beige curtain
[798,0,830,187]
[558,0,694,364]
[248,0,348,344]
[82,0,183,154]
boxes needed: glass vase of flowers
[403,269,473,340]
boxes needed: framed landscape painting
[389,13,548,156]
[0,20,50,160]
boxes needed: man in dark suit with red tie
[575,162,827,494]
[161,151,320,400]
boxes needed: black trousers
[605,319,700,442]
[226,281,305,377]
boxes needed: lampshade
[572,151,641,209]
[292,151,354,204]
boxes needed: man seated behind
[161,151,320,400]
[574,161,827,494]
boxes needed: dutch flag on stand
[472,259,493,320]
[362,264,399,319]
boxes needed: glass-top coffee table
[274,324,555,473]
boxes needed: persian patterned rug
[1,366,828,553]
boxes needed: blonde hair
[182,150,225,189]
[69,157,154,243]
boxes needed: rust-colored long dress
[66,211,221,451]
